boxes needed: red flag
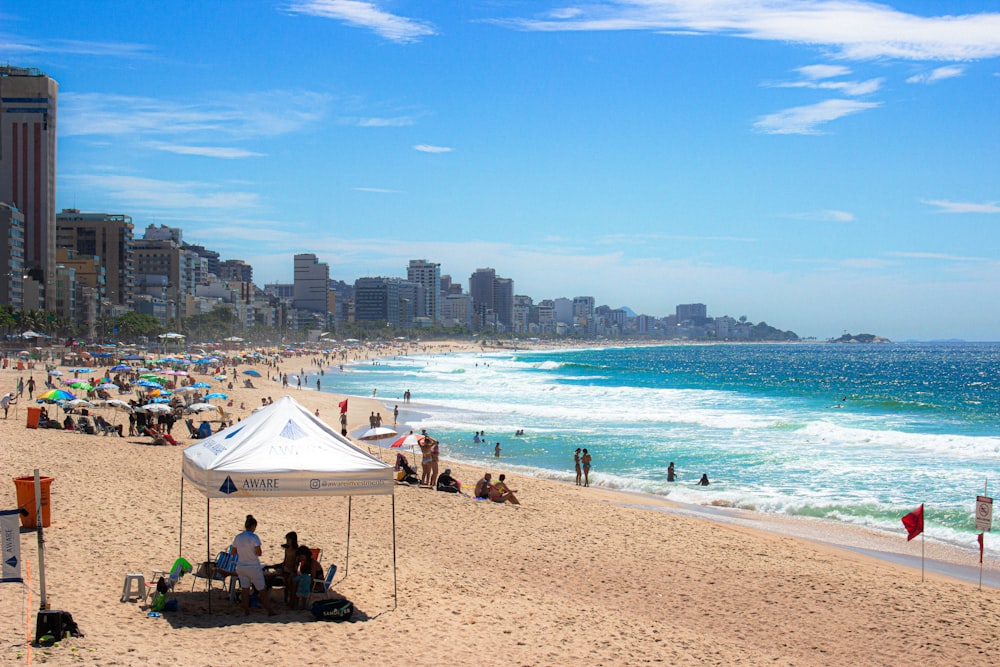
[901,504,924,541]
[338,399,348,414]
[978,533,984,564]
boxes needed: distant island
[830,333,891,344]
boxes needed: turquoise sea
[319,343,1000,556]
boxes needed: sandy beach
[2,346,999,666]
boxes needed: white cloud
[923,199,1000,214]
[59,91,330,139]
[888,251,989,262]
[906,65,966,84]
[0,35,151,58]
[288,0,435,43]
[786,210,856,222]
[754,99,880,135]
[148,143,265,159]
[796,64,852,80]
[501,1,1000,61]
[355,116,415,127]
[413,144,453,153]
[771,77,883,96]
[63,173,260,211]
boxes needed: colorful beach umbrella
[68,382,94,392]
[242,369,262,377]
[37,388,75,402]
[390,433,436,448]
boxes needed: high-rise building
[56,209,135,309]
[354,277,400,327]
[676,303,708,325]
[469,268,514,330]
[133,238,186,321]
[0,202,25,308]
[407,259,441,323]
[494,278,514,329]
[0,66,58,308]
[220,259,253,284]
[293,253,329,314]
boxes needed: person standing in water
[581,449,592,487]
[574,448,582,486]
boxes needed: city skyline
[2,2,999,340]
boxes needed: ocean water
[319,343,1000,555]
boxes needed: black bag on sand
[311,598,353,622]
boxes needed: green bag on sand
[150,592,167,612]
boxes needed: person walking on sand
[393,404,399,425]
[581,448,592,487]
[574,448,582,486]
[26,376,35,399]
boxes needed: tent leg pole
[207,497,211,613]
[392,494,398,610]
[345,497,352,579]
[179,477,184,559]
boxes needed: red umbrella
[390,433,438,449]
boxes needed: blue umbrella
[204,392,227,400]
[191,382,212,389]
[242,369,262,377]
[110,364,132,372]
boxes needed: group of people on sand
[230,516,329,617]
[474,472,520,504]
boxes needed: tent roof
[182,395,393,497]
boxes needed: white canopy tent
[180,395,397,606]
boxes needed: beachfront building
[0,66,58,309]
[0,202,25,309]
[220,259,253,284]
[354,276,400,327]
[55,209,135,309]
[469,267,514,331]
[133,238,187,322]
[512,294,532,334]
[676,303,708,326]
[407,259,441,323]
[440,292,473,329]
[536,300,556,335]
[293,253,329,315]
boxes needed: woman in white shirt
[232,514,276,616]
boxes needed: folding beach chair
[146,557,193,597]
[310,564,337,601]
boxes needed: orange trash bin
[26,407,41,429]
[13,476,54,528]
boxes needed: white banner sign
[1,509,22,583]
[976,495,993,532]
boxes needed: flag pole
[921,518,925,583]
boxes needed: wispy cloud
[60,91,330,139]
[0,35,152,58]
[906,66,966,84]
[754,99,880,135]
[63,173,260,211]
[354,116,415,127]
[888,251,990,262]
[287,0,435,43]
[147,143,265,159]
[499,2,1000,61]
[785,210,856,222]
[769,67,883,96]
[413,144,453,153]
[923,199,1000,214]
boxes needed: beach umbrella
[191,382,212,389]
[389,433,437,449]
[185,402,220,414]
[37,389,75,403]
[97,382,119,390]
[104,399,134,413]
[242,369,262,377]
[48,370,63,376]
[360,426,398,441]
[173,387,198,394]
[63,398,94,410]
[138,403,172,414]
[135,379,162,388]
[68,382,94,392]
[204,393,227,400]
[214,374,227,381]
[110,364,132,372]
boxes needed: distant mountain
[617,306,637,317]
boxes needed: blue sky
[3,1,999,340]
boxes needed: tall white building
[407,259,441,323]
